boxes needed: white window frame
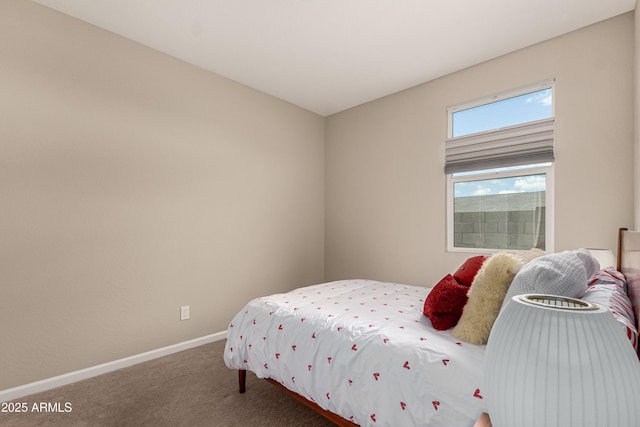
[446,164,555,253]
[445,80,555,253]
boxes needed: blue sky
[452,88,552,138]
[454,173,547,198]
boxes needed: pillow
[587,249,616,269]
[423,274,469,330]
[451,252,529,345]
[581,268,638,352]
[453,255,487,287]
[502,249,600,311]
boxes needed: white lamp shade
[486,294,640,427]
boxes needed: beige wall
[0,1,325,390]
[326,13,635,286]
[1,1,635,393]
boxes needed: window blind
[444,118,554,174]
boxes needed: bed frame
[618,227,638,271]
[618,227,640,329]
[235,227,640,427]
[238,369,357,426]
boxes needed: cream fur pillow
[451,249,544,345]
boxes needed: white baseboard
[0,331,227,403]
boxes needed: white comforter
[224,279,487,427]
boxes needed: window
[447,164,553,252]
[450,87,553,138]
[446,81,555,252]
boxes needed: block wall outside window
[453,192,545,250]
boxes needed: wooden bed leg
[238,369,247,393]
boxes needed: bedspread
[224,279,487,427]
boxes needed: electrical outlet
[180,305,190,321]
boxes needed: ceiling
[33,0,635,116]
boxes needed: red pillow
[453,255,487,287]
[423,274,470,330]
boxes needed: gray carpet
[0,340,335,426]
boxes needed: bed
[223,228,640,426]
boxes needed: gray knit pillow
[502,249,600,309]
